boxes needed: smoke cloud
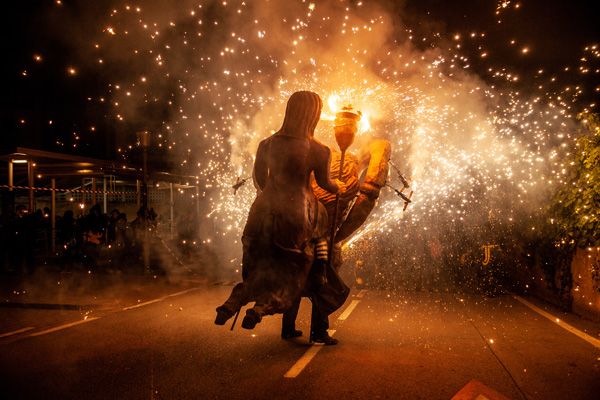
[34,0,577,283]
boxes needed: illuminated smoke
[39,0,597,269]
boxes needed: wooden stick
[230,309,241,331]
[328,150,346,266]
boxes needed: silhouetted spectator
[58,210,76,247]
[107,208,120,243]
[11,205,35,274]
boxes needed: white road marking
[29,317,100,337]
[0,326,35,338]
[338,300,360,321]
[512,295,600,349]
[284,299,363,378]
[123,287,200,311]
[123,298,164,311]
[166,287,200,297]
[355,289,367,298]
[284,295,365,378]
[284,330,336,378]
[5,287,200,341]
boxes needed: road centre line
[512,295,600,349]
[338,300,361,321]
[0,326,35,338]
[123,287,201,311]
[284,298,363,378]
[9,287,201,340]
[166,287,201,298]
[122,298,164,311]
[284,330,337,378]
[29,317,100,337]
[355,289,367,298]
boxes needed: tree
[552,113,600,248]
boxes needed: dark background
[1,0,598,162]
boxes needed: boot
[214,305,236,326]
[241,308,262,330]
[281,329,303,339]
[310,331,338,345]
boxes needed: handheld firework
[388,160,413,211]
[328,105,361,264]
[232,176,251,194]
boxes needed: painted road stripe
[123,298,164,311]
[165,287,200,297]
[29,317,100,337]
[123,287,200,311]
[513,295,600,349]
[7,287,200,341]
[355,289,367,298]
[338,300,360,321]
[0,326,35,338]
[284,297,363,378]
[284,330,336,378]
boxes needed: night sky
[1,0,598,259]
[1,0,598,162]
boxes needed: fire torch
[328,106,361,265]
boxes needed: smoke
[36,0,578,283]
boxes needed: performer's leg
[281,296,302,339]
[215,283,248,325]
[309,298,337,345]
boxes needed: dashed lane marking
[284,330,337,378]
[122,298,164,311]
[284,297,363,378]
[512,294,600,349]
[165,287,201,297]
[29,318,100,337]
[2,287,202,341]
[338,300,361,321]
[0,327,35,338]
[122,287,201,311]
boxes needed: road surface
[1,283,599,399]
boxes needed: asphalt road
[0,284,599,400]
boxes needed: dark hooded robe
[216,91,339,327]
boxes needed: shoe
[310,332,338,345]
[281,329,303,339]
[241,309,261,330]
[214,306,235,325]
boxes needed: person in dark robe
[282,135,391,345]
[215,91,346,330]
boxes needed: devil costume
[215,91,340,329]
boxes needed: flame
[327,94,341,114]
[321,92,371,134]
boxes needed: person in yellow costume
[282,110,391,344]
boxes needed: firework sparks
[17,0,599,262]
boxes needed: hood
[279,91,323,138]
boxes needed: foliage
[551,112,600,248]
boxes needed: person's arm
[313,143,340,194]
[253,139,269,191]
